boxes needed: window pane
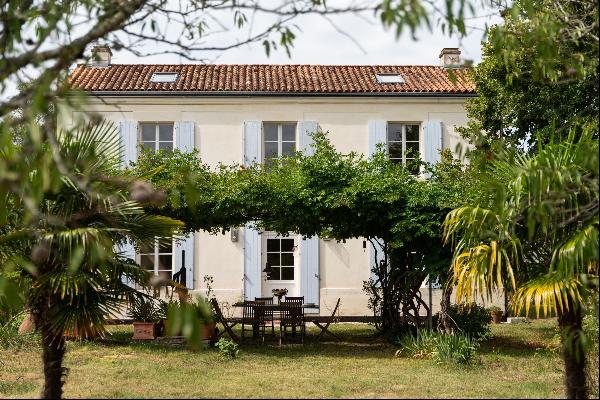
[158,255,172,269]
[405,125,420,141]
[282,124,296,141]
[268,267,280,281]
[281,239,294,252]
[387,123,402,142]
[157,270,172,281]
[406,141,419,158]
[267,239,280,252]
[159,124,173,141]
[157,239,172,252]
[388,142,402,159]
[281,253,294,266]
[140,255,154,270]
[264,141,278,160]
[281,267,294,280]
[267,253,280,267]
[142,141,156,151]
[264,124,278,141]
[139,241,154,254]
[159,141,173,151]
[141,124,156,142]
[281,142,295,157]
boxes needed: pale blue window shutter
[174,121,196,289]
[243,224,262,300]
[175,235,195,289]
[369,238,385,286]
[117,242,136,287]
[175,121,195,152]
[423,120,443,175]
[119,121,138,167]
[298,121,318,156]
[300,236,320,311]
[244,121,262,166]
[368,119,387,157]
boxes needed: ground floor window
[138,238,173,281]
[266,236,295,281]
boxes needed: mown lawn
[0,319,564,399]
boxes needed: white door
[261,232,299,298]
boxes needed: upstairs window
[376,73,405,84]
[387,123,420,173]
[263,122,296,164]
[149,72,179,83]
[140,123,174,153]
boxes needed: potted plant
[488,305,503,324]
[128,296,161,340]
[272,288,288,304]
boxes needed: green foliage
[434,303,492,340]
[216,338,240,359]
[127,297,163,323]
[0,312,38,350]
[397,330,479,365]
[583,296,599,397]
[459,0,598,154]
[165,296,213,348]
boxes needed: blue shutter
[298,121,318,156]
[300,236,320,311]
[244,121,262,166]
[119,121,138,167]
[175,121,195,153]
[175,235,195,289]
[423,120,443,176]
[174,121,196,289]
[117,241,136,287]
[369,238,385,286]
[243,225,262,300]
[368,119,387,157]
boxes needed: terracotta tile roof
[68,64,475,95]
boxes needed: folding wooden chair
[279,301,305,345]
[255,296,275,337]
[314,298,342,342]
[210,298,240,343]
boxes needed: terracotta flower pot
[491,310,503,324]
[18,313,35,335]
[132,322,155,340]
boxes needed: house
[64,46,485,316]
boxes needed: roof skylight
[149,72,179,83]
[375,73,405,84]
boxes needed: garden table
[232,302,319,340]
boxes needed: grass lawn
[0,319,564,399]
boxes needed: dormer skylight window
[375,73,405,84]
[149,72,179,83]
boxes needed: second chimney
[439,48,461,67]
[90,45,112,67]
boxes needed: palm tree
[0,121,183,399]
[443,130,598,399]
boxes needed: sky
[109,5,502,67]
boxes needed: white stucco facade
[61,94,505,316]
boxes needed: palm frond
[512,273,582,318]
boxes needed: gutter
[80,91,477,98]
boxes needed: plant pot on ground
[128,297,162,340]
[488,306,503,324]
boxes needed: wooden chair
[314,298,342,342]
[279,301,305,345]
[284,296,304,305]
[210,298,240,343]
[241,300,267,344]
[255,297,275,336]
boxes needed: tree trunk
[438,285,455,334]
[34,306,67,399]
[559,305,587,399]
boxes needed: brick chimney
[90,45,112,67]
[439,48,461,67]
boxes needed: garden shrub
[434,303,492,340]
[216,338,239,358]
[397,330,479,365]
[0,311,38,350]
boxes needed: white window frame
[139,122,175,154]
[138,238,174,280]
[265,233,297,282]
[387,122,421,165]
[263,122,297,162]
